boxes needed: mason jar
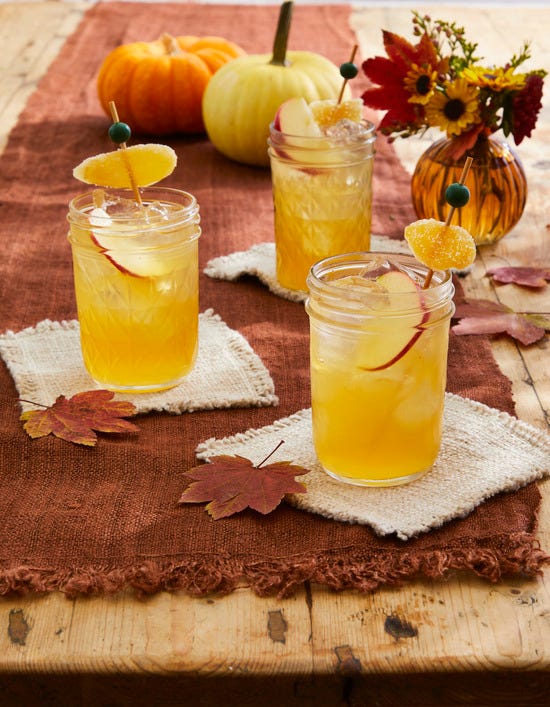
[268,120,376,292]
[68,187,201,393]
[306,252,455,486]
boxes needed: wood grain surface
[0,3,549,706]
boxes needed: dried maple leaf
[20,390,138,446]
[454,299,508,318]
[452,298,549,345]
[487,266,550,288]
[179,445,308,519]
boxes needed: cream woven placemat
[204,237,412,302]
[196,394,550,539]
[0,309,278,414]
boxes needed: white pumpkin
[202,2,350,166]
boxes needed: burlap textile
[0,2,547,598]
[0,313,278,414]
[196,396,550,539]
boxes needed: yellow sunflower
[461,65,526,91]
[425,79,481,136]
[404,63,438,105]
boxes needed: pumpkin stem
[161,33,182,56]
[270,1,293,67]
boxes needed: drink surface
[307,260,453,486]
[69,193,200,392]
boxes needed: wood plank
[0,588,315,674]
[0,2,88,152]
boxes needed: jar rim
[306,252,455,320]
[68,187,199,227]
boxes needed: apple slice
[273,97,323,137]
[91,230,173,278]
[88,210,171,278]
[272,97,347,169]
[356,270,428,371]
[376,270,424,311]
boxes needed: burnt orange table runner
[0,2,546,598]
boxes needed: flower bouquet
[361,13,547,243]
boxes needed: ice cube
[390,259,425,288]
[105,196,143,218]
[324,119,368,142]
[144,200,170,222]
[89,206,111,227]
[329,275,387,309]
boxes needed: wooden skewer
[422,156,474,290]
[108,101,142,207]
[337,45,358,104]
[422,266,435,290]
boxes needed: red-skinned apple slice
[358,270,429,371]
[88,209,171,278]
[272,97,338,169]
[92,234,169,277]
[274,97,323,137]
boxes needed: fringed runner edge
[1,533,548,599]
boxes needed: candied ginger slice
[404,218,476,270]
[310,98,363,128]
[73,144,177,188]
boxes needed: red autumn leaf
[487,266,550,288]
[20,390,139,446]
[452,313,546,345]
[179,451,308,519]
[452,298,549,346]
[454,299,509,318]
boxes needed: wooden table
[1,3,549,705]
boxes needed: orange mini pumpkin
[97,34,246,134]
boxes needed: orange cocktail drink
[306,252,455,486]
[68,188,201,393]
[268,98,376,292]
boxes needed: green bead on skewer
[443,157,473,228]
[337,45,359,104]
[108,121,132,146]
[340,61,359,80]
[445,182,470,208]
